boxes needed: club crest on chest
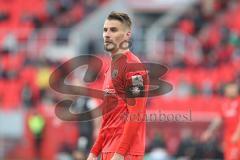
[111,69,118,79]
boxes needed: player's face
[103,19,130,53]
[224,84,238,98]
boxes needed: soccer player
[201,82,240,160]
[87,11,148,160]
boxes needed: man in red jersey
[87,11,148,160]
[202,82,240,160]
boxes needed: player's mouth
[104,40,116,51]
[104,40,113,44]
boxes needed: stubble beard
[104,42,118,53]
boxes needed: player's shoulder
[119,51,147,75]
[118,51,142,69]
[125,51,142,64]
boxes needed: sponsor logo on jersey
[104,88,116,96]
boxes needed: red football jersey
[220,98,240,141]
[90,51,149,156]
[220,97,240,160]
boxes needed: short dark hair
[107,11,132,29]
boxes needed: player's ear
[126,31,131,39]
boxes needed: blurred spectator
[175,128,197,159]
[55,15,72,44]
[86,36,98,54]
[0,11,10,22]
[28,109,46,159]
[56,143,73,160]
[176,79,193,99]
[22,83,35,108]
[84,0,99,15]
[197,138,223,159]
[145,134,172,160]
[2,33,18,53]
[74,97,94,152]
[72,149,86,160]
[201,82,240,160]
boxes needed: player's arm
[115,97,146,156]
[232,121,240,144]
[93,117,102,139]
[232,104,240,144]
[201,116,222,141]
[207,116,223,133]
[89,118,105,158]
[115,66,148,157]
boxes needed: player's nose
[104,34,110,39]
[104,33,110,39]
[104,30,111,38]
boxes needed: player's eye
[103,28,107,32]
[110,28,117,32]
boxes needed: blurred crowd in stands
[157,0,240,68]
[0,0,239,159]
[158,0,240,99]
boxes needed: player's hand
[110,153,124,160]
[231,132,240,144]
[201,130,212,142]
[87,153,98,160]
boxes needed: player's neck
[111,49,129,62]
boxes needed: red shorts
[101,152,144,160]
